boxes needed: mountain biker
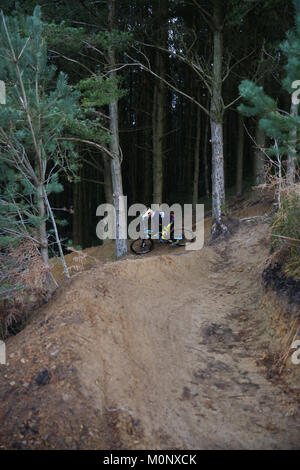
[141,208,175,240]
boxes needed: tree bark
[108,0,128,259]
[152,74,164,205]
[73,175,83,247]
[210,0,226,236]
[103,153,113,205]
[287,100,298,185]
[254,118,266,185]
[44,190,69,278]
[236,114,244,196]
[37,183,49,266]
[192,103,201,212]
[186,92,194,203]
[203,101,210,197]
[152,0,168,205]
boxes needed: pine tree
[238,1,300,193]
[280,0,300,183]
[0,6,80,277]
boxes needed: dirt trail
[0,217,299,449]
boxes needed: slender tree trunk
[186,97,194,203]
[73,176,83,247]
[203,103,210,197]
[44,190,69,278]
[193,104,201,213]
[37,183,49,266]
[83,176,91,248]
[254,118,266,185]
[152,53,166,205]
[152,0,168,205]
[109,99,127,257]
[144,141,152,206]
[236,114,244,196]
[35,149,48,265]
[103,154,113,205]
[144,75,153,205]
[210,0,226,236]
[108,0,127,258]
[210,120,224,221]
[287,100,298,185]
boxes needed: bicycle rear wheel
[172,229,196,247]
[130,238,154,255]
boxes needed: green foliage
[294,0,300,13]
[0,7,81,174]
[238,80,277,117]
[280,3,300,92]
[64,111,111,147]
[77,75,126,107]
[238,79,298,151]
[43,20,133,83]
[92,29,133,53]
[238,10,300,156]
[238,6,300,282]
[44,22,86,54]
[0,6,116,253]
[0,6,82,248]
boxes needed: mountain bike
[130,209,196,255]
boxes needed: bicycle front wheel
[130,238,154,255]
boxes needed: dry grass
[271,183,300,279]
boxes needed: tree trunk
[254,118,266,185]
[152,0,168,205]
[82,176,91,248]
[187,102,194,203]
[108,0,128,259]
[144,140,152,206]
[210,0,226,236]
[210,120,225,222]
[103,153,113,205]
[192,104,201,212]
[236,114,244,196]
[203,102,210,197]
[152,56,166,205]
[109,100,128,258]
[73,176,83,247]
[287,100,298,185]
[143,75,153,205]
[37,183,49,266]
[44,190,69,278]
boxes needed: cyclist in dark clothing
[142,208,175,240]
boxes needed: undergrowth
[0,239,49,339]
[271,184,300,279]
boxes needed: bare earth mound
[0,219,299,449]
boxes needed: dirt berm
[0,220,299,449]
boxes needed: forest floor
[0,192,299,449]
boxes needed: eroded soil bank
[0,219,299,449]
